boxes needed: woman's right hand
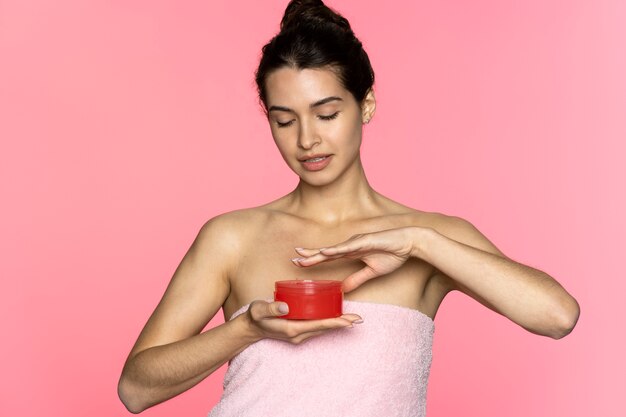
[243,300,363,344]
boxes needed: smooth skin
[118,67,580,413]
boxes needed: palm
[349,249,409,276]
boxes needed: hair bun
[280,0,351,33]
[256,0,374,110]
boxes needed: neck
[285,156,380,225]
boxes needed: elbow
[547,296,580,340]
[118,376,149,414]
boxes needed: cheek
[337,115,363,146]
[270,126,289,146]
[271,132,297,161]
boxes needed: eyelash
[276,112,340,128]
[319,112,340,121]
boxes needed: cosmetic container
[274,280,343,319]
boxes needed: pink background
[1,0,624,416]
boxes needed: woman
[118,1,580,415]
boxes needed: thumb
[269,301,290,317]
[342,266,378,293]
[249,300,290,320]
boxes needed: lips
[298,153,332,162]
[300,154,333,171]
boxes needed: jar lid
[275,279,342,294]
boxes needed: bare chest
[222,219,437,320]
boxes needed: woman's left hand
[291,226,425,293]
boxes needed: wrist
[233,312,264,344]
[409,226,437,260]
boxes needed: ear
[361,88,376,124]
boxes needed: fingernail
[291,257,304,263]
[295,247,304,251]
[278,303,289,314]
[353,319,364,324]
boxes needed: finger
[292,315,364,342]
[287,316,357,334]
[319,237,372,257]
[340,313,363,322]
[251,300,289,319]
[290,329,327,344]
[291,252,342,267]
[293,317,367,343]
[293,247,323,256]
[341,267,379,293]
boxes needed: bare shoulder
[419,212,508,259]
[373,194,508,258]
[198,206,282,255]
[200,207,272,240]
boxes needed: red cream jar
[274,280,343,319]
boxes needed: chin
[298,175,332,187]
[295,170,336,186]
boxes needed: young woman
[118,1,580,415]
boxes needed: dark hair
[255,0,375,113]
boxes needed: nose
[297,119,321,150]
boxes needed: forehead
[265,67,353,107]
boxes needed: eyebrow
[268,96,343,113]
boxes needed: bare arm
[118,214,362,413]
[293,216,580,339]
[412,218,580,339]
[119,316,267,413]
[117,216,241,413]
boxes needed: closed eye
[276,119,295,128]
[319,111,340,121]
[274,112,340,128]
